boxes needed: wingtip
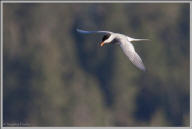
[138,64,146,71]
[76,28,80,32]
[76,28,86,33]
[142,68,146,72]
[141,66,146,71]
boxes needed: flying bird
[76,29,149,71]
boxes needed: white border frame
[1,1,191,129]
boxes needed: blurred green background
[3,3,189,126]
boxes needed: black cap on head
[102,34,111,42]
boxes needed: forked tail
[131,38,150,42]
[128,37,150,42]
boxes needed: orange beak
[100,42,105,47]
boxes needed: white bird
[76,29,149,71]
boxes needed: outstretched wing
[76,28,113,34]
[120,39,146,71]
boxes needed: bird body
[76,29,149,71]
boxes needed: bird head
[100,34,112,47]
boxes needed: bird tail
[128,37,150,42]
[131,38,150,42]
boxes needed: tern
[76,29,149,71]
